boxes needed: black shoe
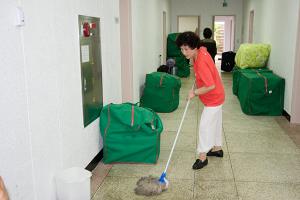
[192,159,208,170]
[207,149,224,157]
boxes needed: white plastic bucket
[55,167,92,200]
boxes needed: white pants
[197,105,223,154]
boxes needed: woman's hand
[187,89,196,100]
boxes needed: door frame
[248,10,254,43]
[162,11,167,64]
[119,0,133,102]
[291,5,300,124]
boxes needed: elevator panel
[78,15,103,127]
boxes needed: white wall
[243,0,300,115]
[0,1,35,199]
[131,0,171,101]
[0,0,122,199]
[170,0,244,51]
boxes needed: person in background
[176,31,225,170]
[0,176,9,200]
[200,27,217,62]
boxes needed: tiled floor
[91,70,300,200]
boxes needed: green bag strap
[132,106,143,131]
[104,104,111,137]
[252,69,268,95]
[122,102,141,130]
[159,73,165,87]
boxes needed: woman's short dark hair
[175,31,200,49]
[203,28,213,39]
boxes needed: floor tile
[158,105,200,120]
[194,180,238,200]
[162,118,198,132]
[236,182,300,200]
[290,135,300,148]
[107,150,195,180]
[226,130,300,154]
[160,131,196,152]
[230,153,300,183]
[223,120,283,133]
[91,162,112,196]
[194,154,234,181]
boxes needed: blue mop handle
[159,82,195,183]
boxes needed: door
[213,15,235,54]
[162,11,167,64]
[178,16,200,35]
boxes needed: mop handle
[163,82,195,174]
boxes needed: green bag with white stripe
[100,103,163,164]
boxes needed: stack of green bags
[233,43,285,116]
[167,33,190,77]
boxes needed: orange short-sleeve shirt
[193,47,225,106]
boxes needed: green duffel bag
[235,43,271,69]
[100,103,163,164]
[167,33,181,57]
[232,67,272,96]
[238,71,285,116]
[174,56,189,68]
[140,72,181,113]
[177,65,190,78]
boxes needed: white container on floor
[55,167,92,200]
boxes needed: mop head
[134,176,168,196]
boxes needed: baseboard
[282,109,291,122]
[85,149,103,172]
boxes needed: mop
[135,83,195,196]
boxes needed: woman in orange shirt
[176,31,225,170]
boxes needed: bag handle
[253,69,268,95]
[159,73,165,87]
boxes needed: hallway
[90,72,300,200]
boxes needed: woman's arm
[194,85,215,95]
[188,85,215,99]
[0,177,9,200]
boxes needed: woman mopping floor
[176,31,225,170]
[135,30,225,196]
